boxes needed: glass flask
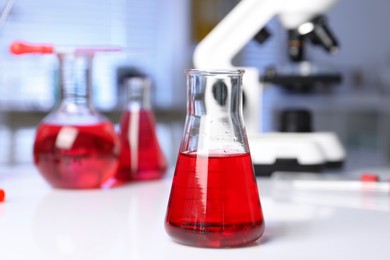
[117,77,167,181]
[33,52,120,189]
[165,69,265,248]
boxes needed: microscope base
[248,132,345,176]
[254,159,324,176]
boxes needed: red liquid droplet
[117,110,166,181]
[0,189,5,202]
[165,152,265,248]
[33,122,119,189]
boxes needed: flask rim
[185,69,245,76]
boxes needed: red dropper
[10,41,54,55]
[9,41,124,55]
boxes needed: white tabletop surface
[1,166,390,260]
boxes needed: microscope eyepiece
[309,15,339,54]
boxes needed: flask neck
[58,53,94,108]
[182,70,249,155]
[187,71,243,119]
[125,77,151,111]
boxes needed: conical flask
[117,77,167,181]
[165,69,265,248]
[33,53,120,189]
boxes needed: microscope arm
[193,0,284,69]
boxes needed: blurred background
[1,0,390,171]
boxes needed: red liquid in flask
[33,122,119,189]
[117,109,167,181]
[165,152,265,248]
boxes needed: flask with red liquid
[165,69,265,248]
[117,77,167,181]
[26,50,120,189]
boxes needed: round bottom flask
[33,53,119,189]
[165,70,265,248]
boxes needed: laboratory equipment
[165,70,265,248]
[117,77,167,181]
[10,41,123,55]
[11,42,120,189]
[193,0,346,176]
[249,109,344,174]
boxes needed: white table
[0,166,389,260]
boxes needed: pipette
[9,41,124,55]
[271,172,390,193]
[270,172,390,212]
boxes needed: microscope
[262,15,342,92]
[193,0,346,176]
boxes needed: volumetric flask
[33,52,120,189]
[117,77,167,181]
[165,69,265,248]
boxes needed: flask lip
[185,69,245,76]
